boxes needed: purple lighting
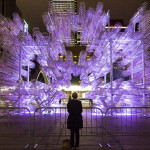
[0,2,150,111]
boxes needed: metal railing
[33,107,103,148]
[0,107,31,149]
[0,106,150,149]
[104,107,150,149]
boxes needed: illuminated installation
[0,2,150,111]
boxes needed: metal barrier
[104,107,150,149]
[1,106,150,149]
[0,107,31,149]
[33,107,103,148]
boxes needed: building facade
[0,0,21,18]
[50,0,77,14]
[50,0,78,46]
[0,0,22,59]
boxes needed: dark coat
[67,99,83,129]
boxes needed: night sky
[16,0,150,32]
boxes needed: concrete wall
[5,0,16,18]
[0,0,21,18]
[0,0,2,14]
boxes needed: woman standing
[67,92,83,149]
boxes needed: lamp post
[19,31,22,108]
[23,20,30,83]
[19,20,29,107]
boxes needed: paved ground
[34,136,101,150]
[31,135,150,150]
[1,136,150,150]
[1,107,150,150]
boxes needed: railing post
[142,39,146,106]
[110,38,113,106]
[131,61,134,83]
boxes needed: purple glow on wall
[0,2,150,111]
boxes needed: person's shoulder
[77,100,81,103]
[68,100,74,104]
[67,101,71,105]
